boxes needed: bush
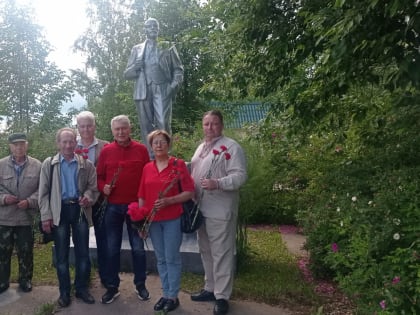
[295,132,420,314]
[238,123,301,225]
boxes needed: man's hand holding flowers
[78,195,91,208]
[200,177,219,190]
[200,145,231,191]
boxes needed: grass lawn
[10,228,319,313]
[10,234,58,285]
[183,229,319,313]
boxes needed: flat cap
[8,133,27,143]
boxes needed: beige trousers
[197,215,237,300]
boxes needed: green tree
[0,0,72,137]
[73,0,148,140]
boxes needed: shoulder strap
[173,158,183,193]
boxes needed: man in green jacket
[0,133,41,294]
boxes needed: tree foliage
[0,0,73,157]
[194,1,420,312]
[2,0,419,311]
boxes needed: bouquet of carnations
[205,145,231,179]
[127,202,151,239]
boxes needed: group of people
[0,109,247,315]
[1,16,246,315]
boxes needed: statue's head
[144,18,159,40]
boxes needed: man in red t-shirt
[96,115,150,304]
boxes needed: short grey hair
[76,111,96,125]
[111,115,131,128]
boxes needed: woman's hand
[154,197,170,209]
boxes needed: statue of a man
[124,18,184,156]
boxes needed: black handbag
[180,198,203,233]
[173,159,203,233]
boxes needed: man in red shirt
[96,115,150,304]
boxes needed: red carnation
[224,152,231,160]
[213,149,220,155]
[127,202,148,221]
[220,145,227,152]
[83,148,89,153]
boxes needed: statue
[124,18,184,157]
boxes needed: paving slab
[0,272,292,315]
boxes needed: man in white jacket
[190,110,247,315]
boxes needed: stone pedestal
[53,226,204,274]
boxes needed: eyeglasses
[152,140,168,146]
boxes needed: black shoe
[0,284,9,294]
[76,290,95,304]
[57,295,71,307]
[135,283,150,301]
[214,299,229,315]
[101,287,120,304]
[191,289,216,301]
[163,298,180,312]
[154,297,168,311]
[19,281,32,293]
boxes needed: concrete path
[0,272,292,315]
[0,227,305,315]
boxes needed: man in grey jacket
[0,133,41,294]
[39,128,99,307]
[124,17,183,157]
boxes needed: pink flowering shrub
[295,138,420,313]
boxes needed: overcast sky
[15,0,90,111]
[16,0,89,71]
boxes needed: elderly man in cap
[0,133,41,294]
